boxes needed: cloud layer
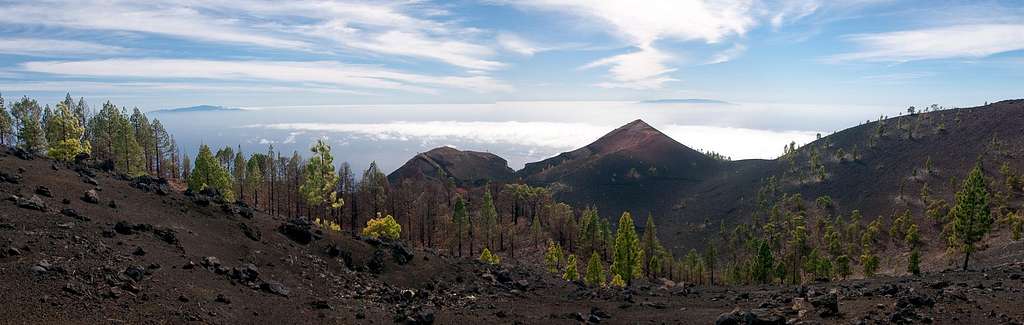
[246,120,820,161]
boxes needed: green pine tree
[12,96,46,153]
[563,254,579,281]
[187,144,234,200]
[584,251,606,286]
[44,99,90,161]
[0,93,12,145]
[752,239,775,284]
[908,248,921,276]
[544,240,563,273]
[612,212,644,284]
[948,163,993,271]
[481,187,497,249]
[299,139,343,219]
[453,196,468,257]
[641,214,663,278]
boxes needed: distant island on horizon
[640,98,733,105]
[152,105,243,114]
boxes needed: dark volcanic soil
[1,149,1023,324]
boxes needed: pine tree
[187,144,234,200]
[479,247,500,265]
[908,248,921,276]
[129,108,155,173]
[584,251,606,286]
[612,212,644,284]
[860,244,879,277]
[641,214,663,278]
[12,97,46,153]
[948,163,992,271]
[609,274,626,287]
[245,154,265,205]
[752,240,774,284]
[0,93,12,145]
[151,119,172,177]
[181,153,191,180]
[544,240,563,273]
[704,244,717,285]
[360,161,390,217]
[563,254,579,281]
[44,99,89,161]
[299,139,343,219]
[453,196,468,257]
[480,187,497,249]
[835,255,851,279]
[233,149,247,200]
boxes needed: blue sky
[0,0,1022,109]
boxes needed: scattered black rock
[131,175,171,195]
[153,227,178,245]
[715,308,785,325]
[60,208,90,221]
[15,195,47,211]
[132,247,146,256]
[261,280,290,297]
[367,250,387,274]
[202,256,221,268]
[215,294,231,304]
[809,289,840,317]
[114,221,136,235]
[278,218,321,245]
[124,265,146,282]
[82,189,100,204]
[239,222,261,241]
[0,170,22,183]
[310,300,332,310]
[34,186,52,197]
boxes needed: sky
[0,0,1022,171]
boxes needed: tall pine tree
[299,139,343,219]
[948,163,993,271]
[612,212,643,284]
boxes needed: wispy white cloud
[581,45,678,89]
[0,38,129,57]
[0,1,309,51]
[19,59,513,94]
[829,24,1024,63]
[767,0,820,29]
[498,33,543,56]
[502,0,758,89]
[0,0,503,70]
[0,80,375,95]
[706,43,747,64]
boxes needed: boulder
[16,195,47,211]
[239,222,262,241]
[60,208,90,221]
[34,186,52,197]
[261,280,290,297]
[124,265,146,282]
[809,289,840,317]
[715,308,785,325]
[82,190,100,204]
[153,228,178,245]
[277,218,320,245]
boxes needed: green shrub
[362,213,401,240]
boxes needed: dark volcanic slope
[387,146,513,187]
[518,119,724,219]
